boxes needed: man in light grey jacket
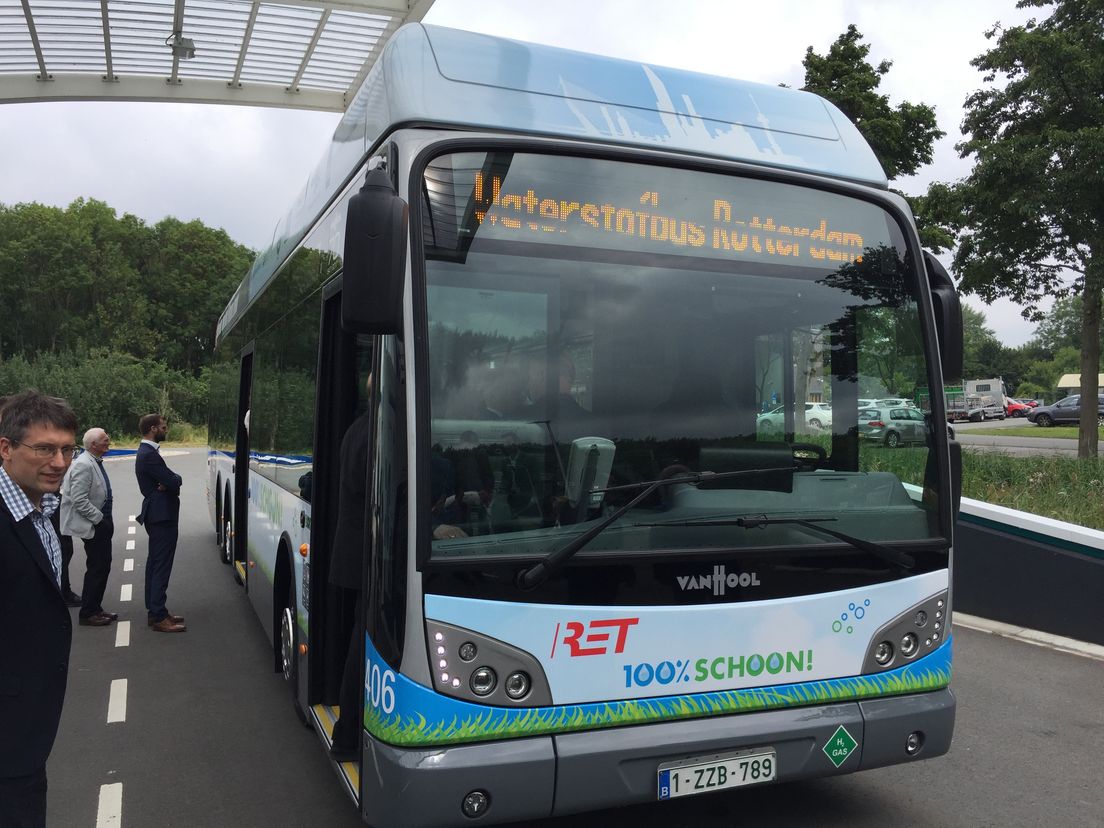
[60,428,117,627]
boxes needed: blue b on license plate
[657,748,777,800]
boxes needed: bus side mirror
[923,252,963,382]
[342,167,407,334]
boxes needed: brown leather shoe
[79,614,111,627]
[150,617,186,633]
[96,611,119,622]
[147,612,185,626]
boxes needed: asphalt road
[952,416,1083,457]
[48,449,1103,828]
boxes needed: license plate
[657,748,777,800]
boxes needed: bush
[0,348,209,439]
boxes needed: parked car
[758,402,833,433]
[1027,394,1104,427]
[858,406,928,448]
[876,397,916,408]
[1005,399,1030,418]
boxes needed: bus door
[307,285,376,789]
[232,348,253,586]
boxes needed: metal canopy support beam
[168,0,187,85]
[289,9,332,93]
[100,0,116,83]
[18,0,49,81]
[0,73,346,112]
[230,2,261,89]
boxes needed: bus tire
[220,493,232,566]
[280,569,308,726]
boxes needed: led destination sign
[471,169,875,267]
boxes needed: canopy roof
[0,0,433,111]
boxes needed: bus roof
[221,24,887,338]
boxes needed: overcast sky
[0,0,1044,344]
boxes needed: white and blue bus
[208,23,963,826]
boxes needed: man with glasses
[61,428,117,628]
[0,390,79,827]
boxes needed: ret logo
[551,617,639,658]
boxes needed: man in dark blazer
[0,390,79,827]
[134,413,186,633]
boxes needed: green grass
[966,425,1083,439]
[960,450,1104,528]
[364,665,950,747]
[861,446,1104,530]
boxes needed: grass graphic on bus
[364,640,951,747]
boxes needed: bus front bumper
[360,688,955,826]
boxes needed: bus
[207,23,963,826]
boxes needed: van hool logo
[677,565,760,596]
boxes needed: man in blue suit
[134,413,186,633]
[0,390,79,826]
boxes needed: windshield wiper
[641,514,914,570]
[516,467,796,589]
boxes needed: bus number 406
[365,659,396,715]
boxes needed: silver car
[858,406,928,448]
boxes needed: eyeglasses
[11,442,80,460]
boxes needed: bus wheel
[220,511,232,566]
[280,575,308,725]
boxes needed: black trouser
[0,767,47,828]
[144,521,178,621]
[79,515,114,619]
[331,592,364,752]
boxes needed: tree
[1031,295,1104,354]
[961,305,1004,378]
[941,0,1104,457]
[800,26,951,251]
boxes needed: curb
[954,613,1104,661]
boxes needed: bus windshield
[419,150,941,561]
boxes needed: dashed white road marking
[96,783,122,827]
[120,584,132,602]
[123,558,134,571]
[127,526,136,535]
[128,514,136,522]
[115,621,130,648]
[126,540,135,551]
[107,678,127,723]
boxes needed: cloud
[1,100,339,249]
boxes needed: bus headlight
[470,666,497,696]
[900,633,919,658]
[504,671,531,700]
[874,641,894,665]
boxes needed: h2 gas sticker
[425,569,948,706]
